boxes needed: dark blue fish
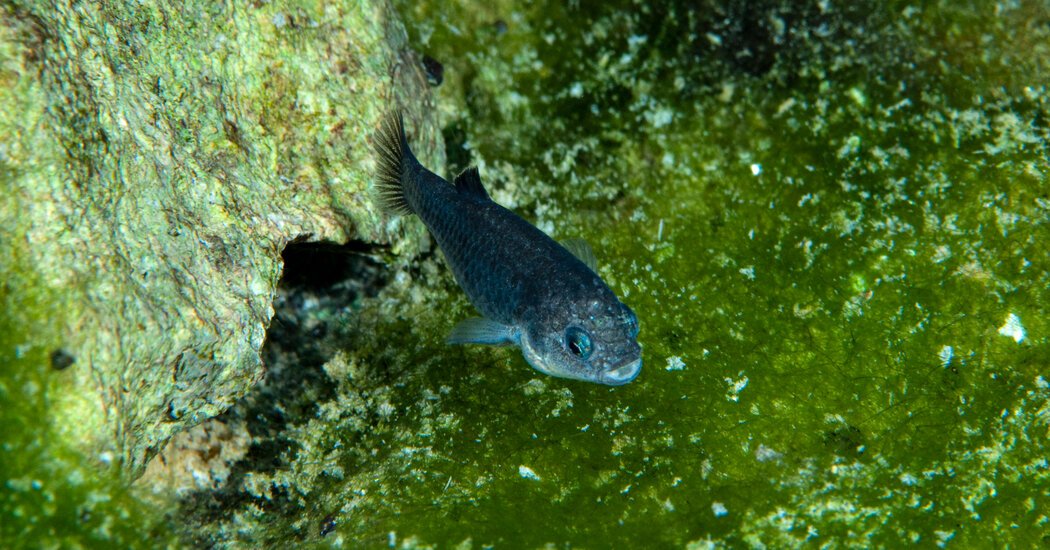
[373,112,641,385]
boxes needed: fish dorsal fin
[562,237,598,272]
[453,167,489,199]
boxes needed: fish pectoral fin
[561,237,598,272]
[447,317,517,346]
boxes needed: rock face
[0,1,442,476]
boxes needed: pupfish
[373,112,641,385]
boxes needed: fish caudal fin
[373,110,413,215]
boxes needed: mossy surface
[179,0,1049,547]
[0,263,179,547]
[4,0,1048,547]
[0,0,439,477]
[1,0,435,546]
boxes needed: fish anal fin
[561,237,598,272]
[453,167,489,199]
[447,317,517,346]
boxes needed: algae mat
[186,1,1047,546]
[5,0,1050,548]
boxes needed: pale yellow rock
[0,0,443,476]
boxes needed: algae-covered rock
[4,0,1049,547]
[171,0,1049,547]
[0,0,441,478]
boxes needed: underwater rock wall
[0,0,441,477]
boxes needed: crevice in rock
[251,239,388,445]
[170,239,390,545]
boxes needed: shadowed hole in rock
[257,239,388,440]
[172,239,389,544]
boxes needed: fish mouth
[521,332,642,386]
[600,358,642,386]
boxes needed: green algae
[1,18,173,544]
[382,2,1048,544]
[0,259,178,548]
[180,0,1049,546]
[3,0,1043,547]
[163,1,1050,548]
[1,0,440,545]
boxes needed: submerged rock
[4,0,1049,547]
[0,0,442,479]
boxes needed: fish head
[519,296,642,386]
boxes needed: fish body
[373,112,641,385]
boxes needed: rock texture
[0,0,441,476]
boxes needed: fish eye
[564,327,593,359]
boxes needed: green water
[341,1,1048,546]
[0,272,177,547]
[213,1,1047,546]
[3,0,1049,547]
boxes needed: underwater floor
[3,0,1049,547]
